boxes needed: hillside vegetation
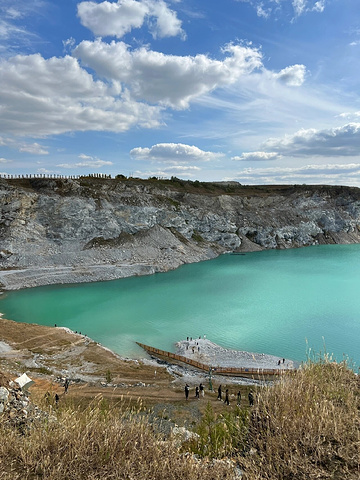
[0,358,359,479]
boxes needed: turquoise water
[1,244,360,365]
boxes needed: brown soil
[0,317,253,425]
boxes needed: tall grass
[0,397,233,480]
[239,358,360,479]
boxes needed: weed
[105,369,112,384]
[191,230,204,243]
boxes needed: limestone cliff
[1,177,360,289]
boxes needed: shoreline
[0,314,298,386]
[1,242,359,293]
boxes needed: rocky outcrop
[0,375,48,433]
[1,177,360,290]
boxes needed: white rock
[0,387,9,403]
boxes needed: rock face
[1,177,360,290]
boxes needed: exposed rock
[1,178,360,290]
[0,386,9,403]
[0,373,51,434]
[172,426,199,446]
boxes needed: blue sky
[1,0,360,185]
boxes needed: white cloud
[235,1,326,19]
[74,39,263,108]
[0,53,161,136]
[4,8,24,20]
[256,3,271,18]
[146,0,185,39]
[263,123,360,157]
[233,162,360,185]
[77,0,184,39]
[292,0,326,17]
[165,165,201,171]
[0,1,45,19]
[232,151,281,161]
[63,37,76,54]
[338,111,360,120]
[312,0,325,13]
[58,155,113,169]
[0,1,45,53]
[77,0,149,38]
[133,164,201,178]
[272,64,306,86]
[0,158,9,163]
[0,136,48,154]
[0,19,29,41]
[292,0,306,16]
[130,143,224,162]
[19,142,49,155]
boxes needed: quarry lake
[1,243,360,367]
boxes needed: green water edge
[0,244,359,369]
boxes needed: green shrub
[184,402,249,458]
[105,369,112,384]
[191,230,204,243]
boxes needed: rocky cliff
[1,177,360,290]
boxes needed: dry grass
[0,397,234,480]
[0,317,173,385]
[239,358,360,479]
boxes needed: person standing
[64,378,69,394]
[224,388,230,405]
[185,384,190,400]
[199,383,204,397]
[217,385,222,401]
[237,390,241,406]
[195,386,200,399]
[248,390,254,406]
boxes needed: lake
[1,244,359,366]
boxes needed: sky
[1,0,360,185]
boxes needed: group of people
[184,383,205,400]
[185,383,255,406]
[217,385,254,406]
[44,378,70,407]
